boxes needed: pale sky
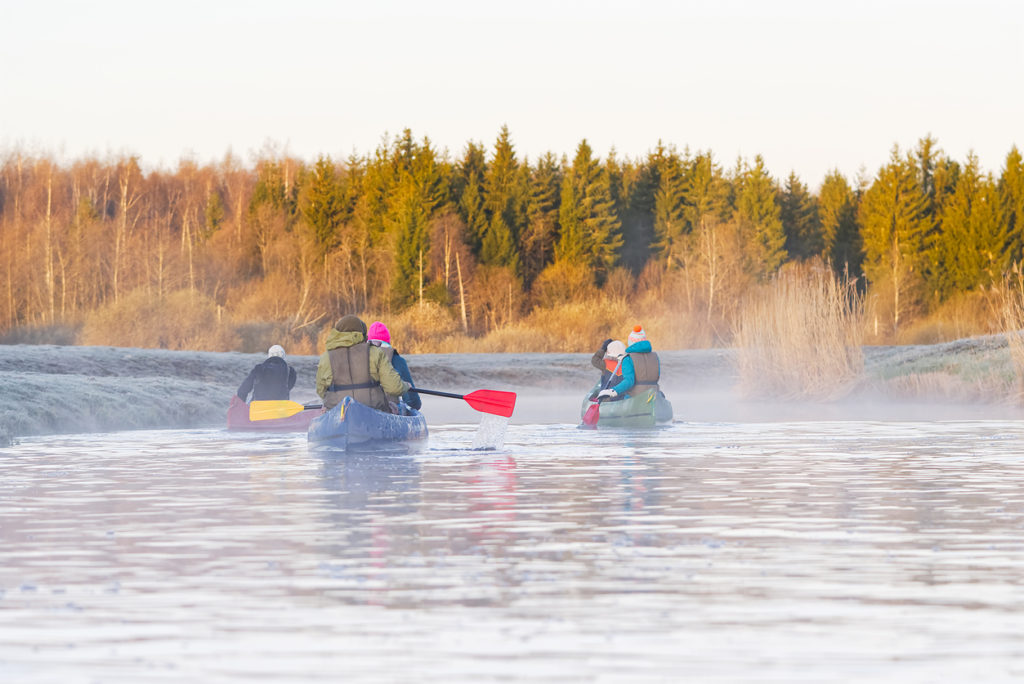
[1,0,1021,188]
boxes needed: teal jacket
[609,340,652,395]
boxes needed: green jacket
[315,329,410,399]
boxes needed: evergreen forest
[2,128,1023,353]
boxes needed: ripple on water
[3,421,1024,681]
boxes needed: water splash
[471,413,510,450]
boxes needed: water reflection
[3,421,1024,682]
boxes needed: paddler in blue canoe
[367,320,422,411]
[315,315,410,413]
[592,325,661,401]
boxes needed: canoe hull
[227,395,321,432]
[307,396,428,451]
[580,384,673,428]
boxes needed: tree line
[1,128,1022,351]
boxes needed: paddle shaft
[413,388,466,400]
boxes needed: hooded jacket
[376,344,422,410]
[315,328,410,411]
[608,340,659,396]
[237,355,297,401]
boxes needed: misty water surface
[3,419,1024,682]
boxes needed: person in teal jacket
[597,325,659,400]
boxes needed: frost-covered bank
[0,336,1019,444]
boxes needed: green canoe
[580,383,673,428]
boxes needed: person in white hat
[589,338,628,399]
[237,344,298,402]
[591,324,662,401]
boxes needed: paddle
[582,357,623,427]
[249,400,323,421]
[414,388,516,417]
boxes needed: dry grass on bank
[735,264,864,400]
[351,300,709,354]
[80,289,240,351]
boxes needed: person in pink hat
[367,321,421,410]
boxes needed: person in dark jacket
[237,344,297,401]
[590,337,625,396]
[367,321,422,411]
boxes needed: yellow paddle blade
[249,400,307,421]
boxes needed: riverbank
[0,335,1019,444]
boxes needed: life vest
[629,350,661,387]
[324,341,388,411]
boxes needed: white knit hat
[267,344,286,358]
[604,340,626,360]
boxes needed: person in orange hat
[595,324,661,400]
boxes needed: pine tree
[480,126,523,271]
[584,163,624,277]
[387,133,446,306]
[652,147,688,268]
[618,148,659,273]
[860,147,929,332]
[915,134,940,203]
[1000,146,1024,265]
[480,213,520,272]
[556,140,623,280]
[938,153,1005,295]
[521,152,562,286]
[683,151,727,234]
[299,156,344,257]
[455,142,488,255]
[818,170,862,277]
[779,171,821,260]
[734,155,786,279]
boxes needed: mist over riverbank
[0,335,1020,444]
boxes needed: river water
[3,419,1024,682]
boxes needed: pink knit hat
[367,321,391,344]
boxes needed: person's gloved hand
[597,389,617,400]
[600,338,613,351]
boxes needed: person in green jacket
[315,315,410,412]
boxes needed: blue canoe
[307,396,428,451]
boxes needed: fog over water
[3,340,1024,681]
[0,336,1018,441]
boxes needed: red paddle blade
[463,389,517,417]
[582,401,600,427]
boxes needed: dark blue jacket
[391,351,422,410]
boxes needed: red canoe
[226,395,321,432]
